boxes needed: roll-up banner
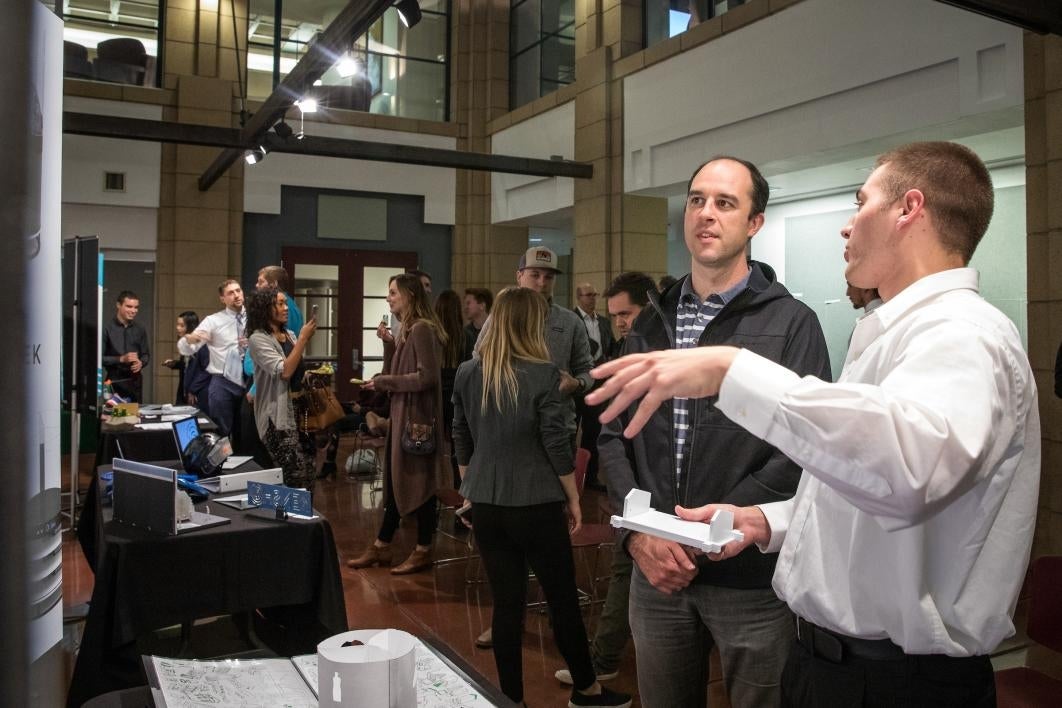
[27,0,63,678]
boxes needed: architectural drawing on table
[610,488,744,554]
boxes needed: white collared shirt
[717,268,1040,656]
[177,307,246,375]
[578,307,602,353]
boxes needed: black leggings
[473,501,595,703]
[377,465,437,547]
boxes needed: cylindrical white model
[317,629,417,708]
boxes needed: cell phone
[311,304,319,318]
[349,378,366,385]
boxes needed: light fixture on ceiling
[273,121,293,140]
[336,53,360,78]
[394,0,422,28]
[244,145,267,165]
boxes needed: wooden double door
[281,246,417,402]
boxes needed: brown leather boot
[390,548,432,575]
[346,545,392,569]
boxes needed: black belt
[795,616,907,663]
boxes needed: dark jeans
[781,637,995,708]
[207,375,245,440]
[473,501,596,703]
[378,465,437,547]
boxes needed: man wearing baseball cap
[516,246,594,398]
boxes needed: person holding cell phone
[245,286,318,490]
[348,273,447,575]
[450,287,631,708]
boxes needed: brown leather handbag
[293,372,345,433]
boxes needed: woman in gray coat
[452,287,630,708]
[246,287,317,490]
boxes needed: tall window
[61,0,161,87]
[510,0,575,110]
[248,0,450,122]
[645,0,745,48]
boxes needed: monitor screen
[173,416,200,454]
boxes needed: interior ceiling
[512,115,1025,236]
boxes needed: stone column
[155,0,246,402]
[450,0,528,296]
[573,0,668,307]
[1024,31,1062,559]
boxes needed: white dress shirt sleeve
[717,320,1025,532]
[756,498,795,553]
[176,328,208,356]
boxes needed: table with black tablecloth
[68,472,347,707]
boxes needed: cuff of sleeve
[756,501,789,554]
[717,348,800,440]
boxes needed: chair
[569,448,616,607]
[315,80,372,112]
[93,38,147,85]
[434,487,478,576]
[347,430,386,489]
[995,555,1062,706]
[64,41,93,79]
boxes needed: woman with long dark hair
[163,311,211,409]
[452,287,631,708]
[434,289,475,488]
[245,286,318,490]
[348,273,447,575]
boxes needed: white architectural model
[610,489,744,554]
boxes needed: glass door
[282,247,418,401]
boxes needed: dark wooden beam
[64,112,594,180]
[934,1,1062,35]
[198,0,395,191]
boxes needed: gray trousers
[589,544,633,671]
[629,566,794,708]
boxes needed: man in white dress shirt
[587,141,1040,707]
[177,278,248,441]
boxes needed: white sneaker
[554,667,619,685]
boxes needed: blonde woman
[348,273,447,575]
[452,287,631,708]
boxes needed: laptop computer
[172,415,201,467]
[111,458,230,535]
[114,430,182,469]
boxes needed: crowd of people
[121,140,1042,708]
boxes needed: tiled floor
[60,444,1036,707]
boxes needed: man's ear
[747,212,765,238]
[898,189,925,227]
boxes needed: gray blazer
[453,358,574,506]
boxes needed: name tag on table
[247,481,313,518]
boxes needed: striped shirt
[673,270,751,483]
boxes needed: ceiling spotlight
[394,0,422,28]
[295,97,317,113]
[273,121,294,140]
[244,145,267,165]
[336,53,360,78]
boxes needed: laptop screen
[173,416,201,455]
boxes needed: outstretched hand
[674,503,770,561]
[584,346,741,437]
